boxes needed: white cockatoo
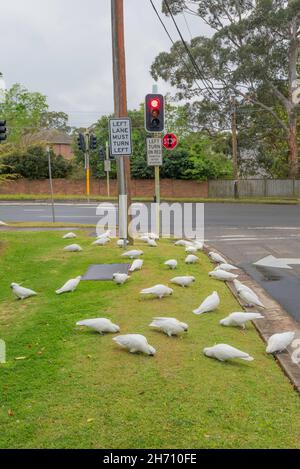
[220,312,264,329]
[63,244,82,252]
[113,273,130,285]
[147,232,159,240]
[203,344,254,362]
[185,254,199,264]
[113,334,156,355]
[193,241,204,251]
[149,317,188,337]
[266,331,296,354]
[97,230,111,239]
[10,283,37,300]
[164,259,178,270]
[76,318,120,334]
[193,291,220,315]
[56,276,81,295]
[170,276,195,287]
[129,259,143,272]
[92,237,110,246]
[117,239,129,248]
[233,279,256,296]
[62,232,77,239]
[147,238,158,247]
[122,250,144,259]
[139,235,151,243]
[175,240,193,247]
[185,246,198,254]
[209,269,238,281]
[237,288,265,308]
[140,284,173,299]
[209,252,227,264]
[214,263,238,272]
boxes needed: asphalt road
[1,202,300,323]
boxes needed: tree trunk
[288,112,298,178]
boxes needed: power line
[149,0,205,95]
[163,0,220,101]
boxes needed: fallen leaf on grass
[15,357,26,361]
[8,409,14,417]
[87,418,94,423]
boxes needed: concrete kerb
[204,245,300,394]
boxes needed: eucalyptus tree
[152,0,300,177]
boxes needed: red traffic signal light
[145,94,164,133]
[149,98,160,110]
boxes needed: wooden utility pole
[111,0,133,243]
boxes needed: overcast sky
[1,0,209,127]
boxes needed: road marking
[40,215,99,219]
[254,255,300,270]
[24,209,45,212]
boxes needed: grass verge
[0,194,298,204]
[0,232,299,449]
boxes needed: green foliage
[152,0,300,177]
[1,84,71,145]
[0,145,72,179]
[73,106,233,180]
[182,134,233,180]
[1,84,49,143]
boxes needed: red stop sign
[162,133,178,150]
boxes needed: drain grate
[82,263,130,281]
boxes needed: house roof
[31,129,73,145]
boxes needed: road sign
[104,160,111,172]
[147,138,162,166]
[163,133,178,150]
[109,118,132,157]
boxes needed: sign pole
[105,141,110,197]
[46,145,56,224]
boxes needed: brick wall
[0,178,209,198]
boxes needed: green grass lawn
[0,231,299,449]
[0,193,299,204]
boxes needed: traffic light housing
[77,133,86,152]
[145,94,164,132]
[99,146,105,160]
[0,120,7,142]
[89,134,97,151]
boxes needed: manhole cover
[82,263,130,281]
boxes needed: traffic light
[77,133,86,152]
[89,134,97,151]
[145,94,164,132]
[99,146,105,160]
[0,120,7,142]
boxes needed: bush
[0,145,73,179]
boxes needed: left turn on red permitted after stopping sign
[109,118,133,157]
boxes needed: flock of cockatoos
[9,230,296,362]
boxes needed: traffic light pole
[84,132,90,203]
[106,141,110,197]
[111,0,133,244]
[153,84,160,237]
